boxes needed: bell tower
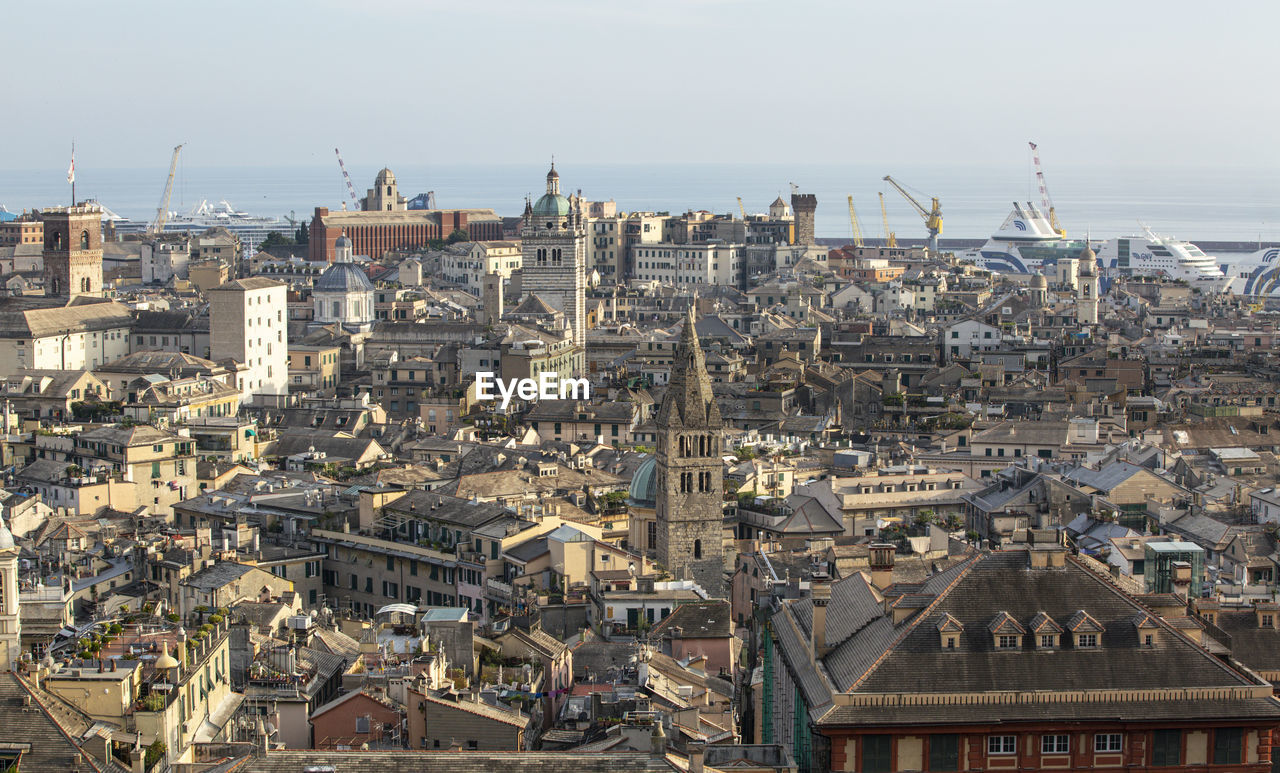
[0,518,20,671]
[42,204,103,300]
[654,308,726,596]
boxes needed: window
[1077,633,1098,648]
[988,735,1016,755]
[1263,614,1274,628]
[929,734,959,772]
[1152,729,1180,766]
[355,716,370,734]
[861,735,891,773]
[997,634,1019,649]
[1042,735,1069,754]
[1094,733,1122,753]
[1039,634,1056,648]
[1212,728,1241,764]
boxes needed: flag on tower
[67,148,75,184]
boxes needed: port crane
[878,192,897,248]
[334,148,360,209]
[846,196,865,248]
[883,175,941,253]
[1029,142,1065,237]
[147,144,184,238]
[737,197,746,219]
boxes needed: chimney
[869,543,895,590]
[811,581,831,657]
[650,721,667,758]
[689,741,705,773]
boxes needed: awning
[193,691,245,743]
[375,603,417,617]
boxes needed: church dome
[1031,273,1047,288]
[532,162,570,217]
[0,518,13,551]
[374,168,396,186]
[628,457,657,508]
[315,262,374,293]
[335,234,352,249]
[532,193,571,217]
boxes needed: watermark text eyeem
[475,372,590,410]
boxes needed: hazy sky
[3,0,1278,172]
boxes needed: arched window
[386,186,392,195]
[50,232,62,250]
[80,277,90,293]
[694,539,702,559]
[80,230,89,249]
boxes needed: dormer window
[1067,610,1105,648]
[937,612,964,650]
[1264,614,1275,628]
[1030,611,1063,649]
[988,611,1026,650]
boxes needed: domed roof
[335,234,352,248]
[547,165,560,182]
[154,643,179,671]
[315,261,374,293]
[1079,243,1096,261]
[374,168,396,186]
[1031,273,1047,288]
[532,192,571,218]
[628,456,657,508]
[0,517,13,551]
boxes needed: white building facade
[208,277,289,401]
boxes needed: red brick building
[309,207,504,263]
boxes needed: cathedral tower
[654,309,725,596]
[42,204,103,300]
[521,164,587,349]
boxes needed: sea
[3,161,1279,254]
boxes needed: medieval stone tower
[42,204,103,300]
[654,308,725,596]
[521,163,587,348]
[790,192,817,246]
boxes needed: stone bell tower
[42,204,103,300]
[654,308,726,596]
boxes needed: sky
[1,0,1278,173]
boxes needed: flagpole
[69,142,76,207]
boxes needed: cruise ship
[109,199,293,253]
[964,204,1232,293]
[961,202,1090,274]
[1223,245,1280,296]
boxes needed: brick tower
[790,193,817,246]
[42,204,103,300]
[654,308,725,596]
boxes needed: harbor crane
[883,175,941,253]
[147,144,184,238]
[878,192,898,248]
[334,148,360,208]
[737,197,746,219]
[1029,141,1065,237]
[846,195,865,248]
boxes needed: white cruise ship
[109,199,292,254]
[963,206,1231,293]
[1224,245,1280,296]
[1095,227,1232,293]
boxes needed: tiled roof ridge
[1063,553,1263,686]
[11,673,111,773]
[845,552,981,692]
